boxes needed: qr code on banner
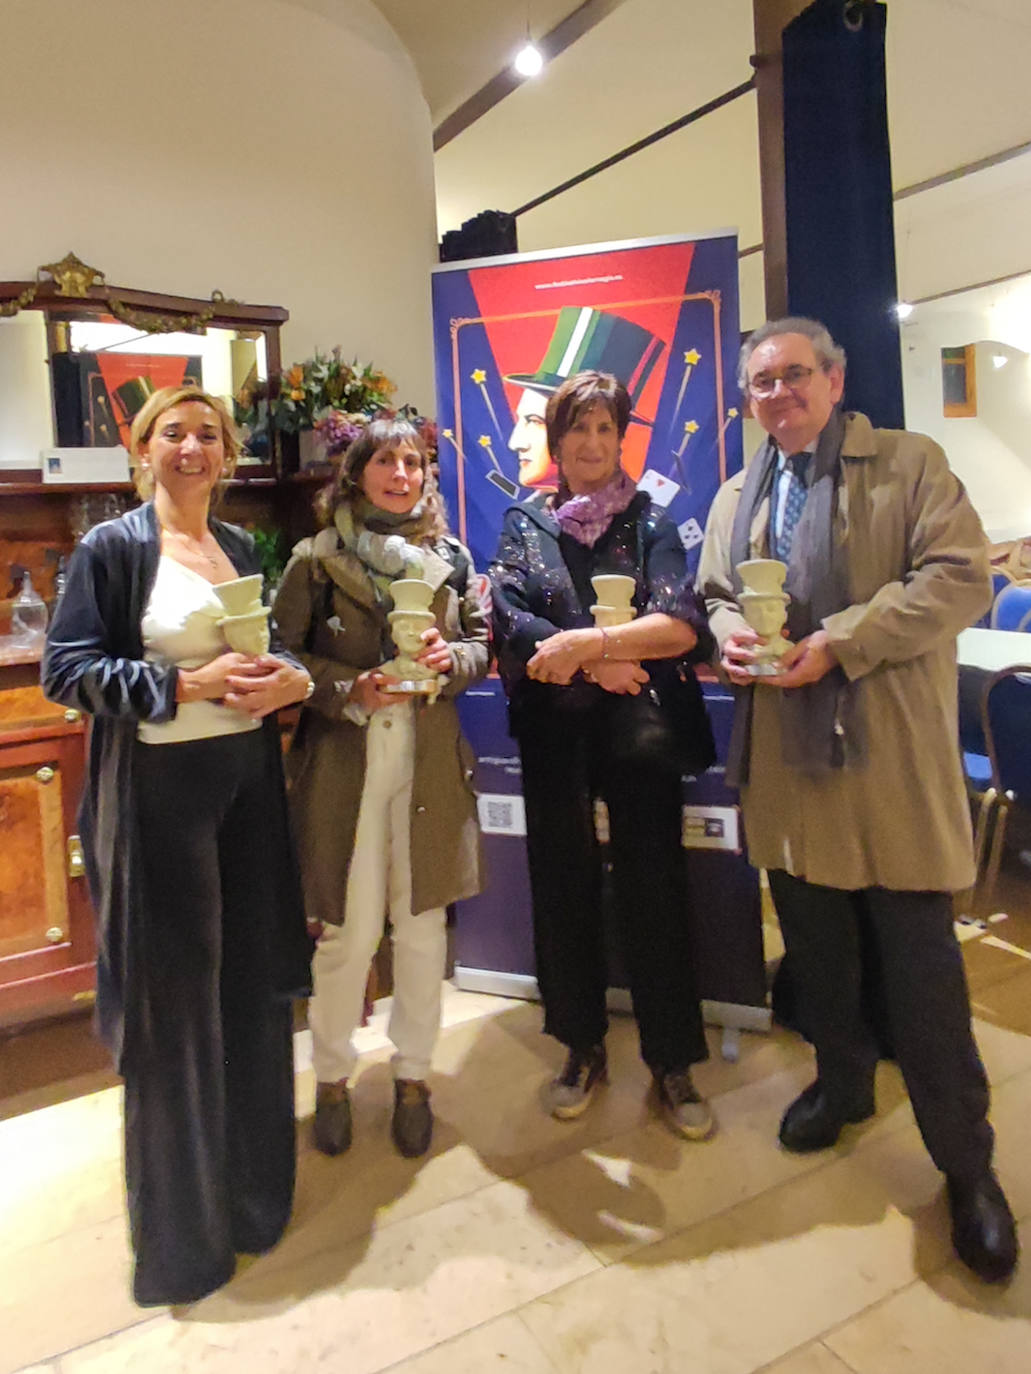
[477,793,527,836]
[681,804,740,852]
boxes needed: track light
[514,41,544,77]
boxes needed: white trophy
[213,573,271,655]
[383,576,442,700]
[735,558,792,676]
[590,573,637,629]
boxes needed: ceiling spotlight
[895,301,914,321]
[992,353,1008,369]
[514,41,544,77]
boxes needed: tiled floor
[4,880,1031,1374]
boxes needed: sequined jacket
[489,491,715,738]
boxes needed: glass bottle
[11,570,49,643]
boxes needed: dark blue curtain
[783,0,904,428]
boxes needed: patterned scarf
[334,501,427,599]
[553,467,638,546]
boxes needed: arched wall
[0,0,438,408]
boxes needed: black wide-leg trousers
[518,712,707,1073]
[125,731,297,1306]
[768,870,994,1180]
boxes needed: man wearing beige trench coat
[698,317,1018,1284]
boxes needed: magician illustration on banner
[430,232,744,575]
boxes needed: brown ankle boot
[314,1079,352,1156]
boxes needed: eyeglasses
[747,364,826,399]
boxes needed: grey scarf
[725,407,865,784]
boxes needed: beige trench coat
[273,527,489,925]
[697,412,991,892]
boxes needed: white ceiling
[371,0,598,125]
[371,0,1031,320]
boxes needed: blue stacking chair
[990,581,1031,632]
[960,684,996,885]
[978,666,1031,908]
[973,571,1013,629]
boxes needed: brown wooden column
[752,0,811,319]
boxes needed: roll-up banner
[431,233,768,1035]
[431,231,743,576]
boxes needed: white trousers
[309,703,447,1084]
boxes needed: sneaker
[392,1079,433,1158]
[313,1079,352,1156]
[655,1068,714,1140]
[548,1045,608,1120]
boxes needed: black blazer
[489,492,716,770]
[42,503,310,1067]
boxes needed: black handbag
[605,661,716,778]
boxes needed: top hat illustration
[505,306,665,425]
[112,375,157,427]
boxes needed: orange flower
[290,388,304,401]
[287,365,304,388]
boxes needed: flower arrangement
[235,348,437,465]
[396,405,439,464]
[272,349,396,438]
[313,408,367,457]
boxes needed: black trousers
[518,712,707,1072]
[768,870,993,1180]
[125,731,297,1306]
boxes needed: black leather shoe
[778,1079,875,1153]
[947,1170,1019,1283]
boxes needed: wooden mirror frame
[0,253,288,484]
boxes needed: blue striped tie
[776,453,809,563]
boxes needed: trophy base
[381,678,440,695]
[745,660,787,677]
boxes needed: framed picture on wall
[942,344,977,418]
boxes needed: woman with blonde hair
[274,415,487,1159]
[43,385,313,1305]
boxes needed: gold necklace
[162,524,220,570]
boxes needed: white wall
[0,314,52,469]
[901,278,1031,542]
[434,0,764,324]
[0,0,438,414]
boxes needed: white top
[138,556,259,744]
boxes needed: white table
[957,628,1031,673]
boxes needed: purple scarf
[553,468,637,546]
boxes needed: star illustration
[684,349,701,366]
[471,368,487,385]
[478,435,491,447]
[684,420,699,434]
[442,428,454,439]
[727,408,739,419]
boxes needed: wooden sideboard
[0,644,95,1026]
